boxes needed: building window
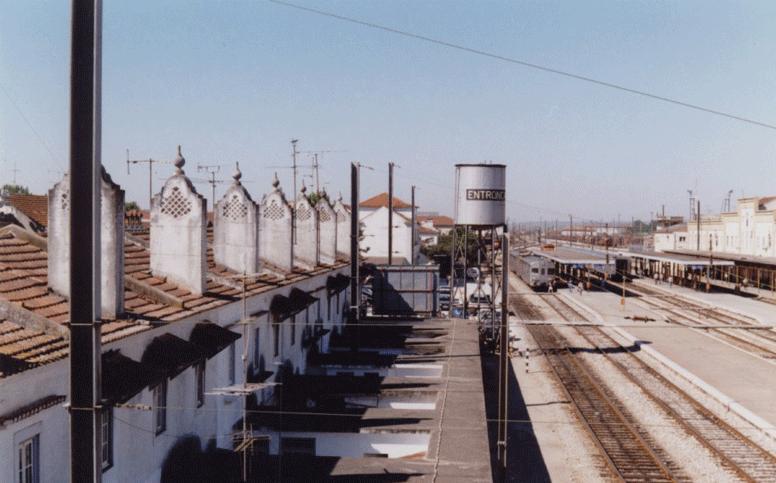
[17,435,39,483]
[101,408,113,471]
[253,328,261,368]
[290,315,296,346]
[153,380,167,435]
[196,362,206,408]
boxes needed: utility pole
[707,235,713,292]
[69,0,102,481]
[696,200,701,252]
[197,165,221,203]
[497,234,509,479]
[11,161,19,185]
[388,162,394,265]
[411,185,416,265]
[291,139,299,245]
[312,153,320,194]
[126,150,169,209]
[350,163,360,327]
[197,163,224,205]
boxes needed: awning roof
[270,289,319,320]
[288,288,318,308]
[326,274,350,295]
[141,333,205,379]
[189,322,240,359]
[102,350,165,404]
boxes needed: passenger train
[513,253,557,291]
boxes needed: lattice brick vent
[222,194,248,221]
[60,192,69,211]
[160,186,192,218]
[318,206,332,222]
[263,199,286,221]
[297,203,312,221]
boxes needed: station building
[654,196,776,257]
[0,149,352,482]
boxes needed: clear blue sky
[2,1,776,223]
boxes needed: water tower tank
[454,163,506,226]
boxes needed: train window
[531,268,539,273]
[548,269,555,275]
[540,269,546,275]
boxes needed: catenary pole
[388,162,394,265]
[69,0,103,481]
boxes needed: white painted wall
[0,267,349,483]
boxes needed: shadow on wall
[161,435,241,483]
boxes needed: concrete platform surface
[566,289,776,427]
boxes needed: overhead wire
[0,81,64,169]
[266,0,776,132]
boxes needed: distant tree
[307,190,329,206]
[125,201,140,211]
[421,227,479,267]
[1,184,30,196]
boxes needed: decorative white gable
[295,183,319,268]
[47,168,125,318]
[316,191,337,265]
[214,163,260,274]
[259,173,294,272]
[150,146,207,295]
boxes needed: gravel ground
[509,274,614,482]
[557,324,741,482]
[603,326,776,457]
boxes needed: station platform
[529,246,617,267]
[625,249,734,268]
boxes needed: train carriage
[513,254,556,290]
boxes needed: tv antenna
[197,163,225,205]
[298,149,346,194]
[126,149,171,209]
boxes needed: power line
[0,82,64,168]
[266,0,776,132]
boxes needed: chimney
[294,182,318,269]
[150,146,207,295]
[47,168,125,318]
[214,163,260,274]
[334,193,351,258]
[259,173,293,272]
[316,189,337,265]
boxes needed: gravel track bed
[556,324,739,482]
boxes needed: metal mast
[388,162,394,265]
[69,0,103,480]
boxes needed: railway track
[529,324,683,482]
[628,284,776,360]
[539,294,776,482]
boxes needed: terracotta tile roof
[0,225,348,380]
[4,194,48,228]
[359,193,411,209]
[418,214,454,227]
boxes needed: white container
[454,163,506,226]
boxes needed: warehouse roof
[359,192,412,209]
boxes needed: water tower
[449,163,507,341]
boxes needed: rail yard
[507,253,776,482]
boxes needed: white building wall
[0,267,349,483]
[660,197,776,258]
[359,207,414,263]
